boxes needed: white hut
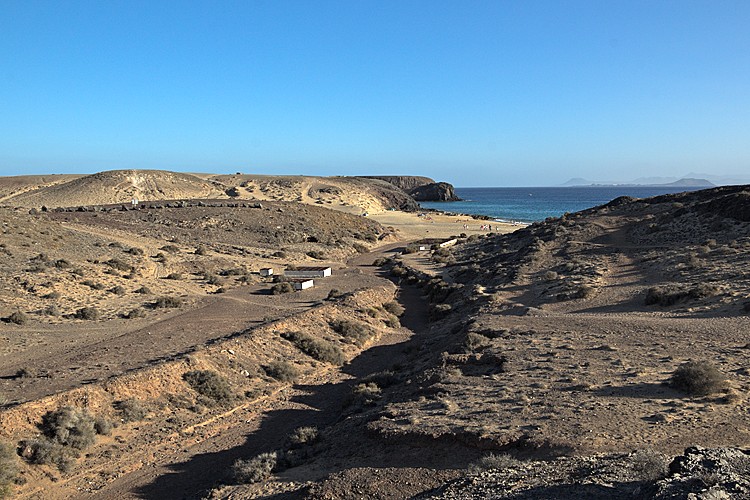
[259,267,274,277]
[284,266,332,278]
[290,278,314,290]
[415,238,458,251]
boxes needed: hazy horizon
[1,1,748,186]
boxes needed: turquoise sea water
[419,186,706,223]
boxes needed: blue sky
[1,1,748,186]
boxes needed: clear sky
[1,1,748,186]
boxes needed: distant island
[562,177,715,188]
[563,172,750,187]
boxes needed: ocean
[418,186,706,223]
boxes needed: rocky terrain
[0,170,458,213]
[0,176,748,499]
[364,176,461,202]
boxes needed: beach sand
[368,209,520,240]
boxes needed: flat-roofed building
[284,266,332,278]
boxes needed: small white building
[414,238,458,251]
[259,268,274,277]
[290,278,315,290]
[284,266,332,278]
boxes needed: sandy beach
[369,209,520,240]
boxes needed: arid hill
[1,170,421,213]
[2,184,748,499]
[6,170,225,208]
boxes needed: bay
[419,186,706,223]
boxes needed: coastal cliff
[363,176,461,202]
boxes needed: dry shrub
[271,282,294,294]
[18,439,73,472]
[0,442,17,498]
[350,382,381,406]
[116,399,148,422]
[429,303,452,321]
[183,370,234,404]
[74,307,100,320]
[134,285,152,294]
[288,426,319,447]
[330,319,373,346]
[372,257,388,266]
[124,307,146,319]
[40,407,98,450]
[263,361,299,382]
[383,301,405,316]
[464,332,490,351]
[231,452,277,484]
[165,272,183,280]
[629,448,668,481]
[669,361,727,396]
[282,331,345,365]
[468,453,521,474]
[160,244,180,253]
[152,296,182,308]
[7,311,27,325]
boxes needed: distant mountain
[562,177,715,188]
[561,177,593,186]
[683,172,750,186]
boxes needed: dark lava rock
[411,182,461,202]
[648,446,750,499]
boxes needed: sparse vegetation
[330,319,373,346]
[134,285,152,294]
[7,311,28,325]
[372,257,389,266]
[39,406,100,450]
[629,448,668,481]
[153,296,182,308]
[263,361,299,382]
[115,399,148,422]
[74,306,100,320]
[349,382,381,406]
[282,331,346,365]
[165,272,183,280]
[468,453,521,474]
[231,452,278,484]
[124,307,146,319]
[183,370,234,404]
[669,361,727,396]
[383,301,405,316]
[0,442,17,498]
[271,282,294,294]
[288,426,319,446]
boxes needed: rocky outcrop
[363,176,436,192]
[410,182,460,201]
[362,176,461,202]
[649,447,750,499]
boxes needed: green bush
[330,320,373,346]
[669,361,727,396]
[282,332,345,365]
[231,452,277,484]
[183,370,234,404]
[0,442,17,498]
[263,361,299,382]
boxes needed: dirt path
[81,245,430,499]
